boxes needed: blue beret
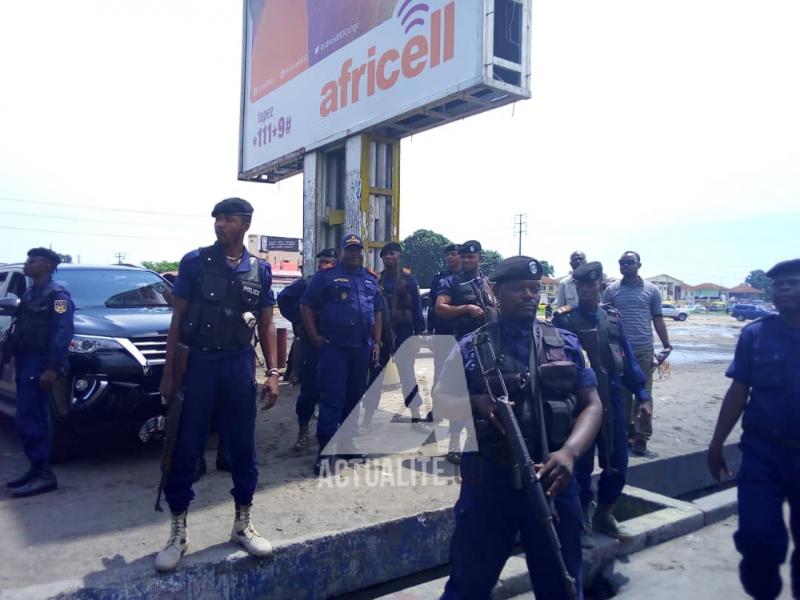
[341,234,364,249]
[572,261,604,283]
[459,240,482,254]
[211,197,254,217]
[766,259,800,278]
[489,256,543,283]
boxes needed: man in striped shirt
[603,251,673,456]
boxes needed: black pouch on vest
[539,360,577,394]
[544,395,577,448]
[202,275,229,302]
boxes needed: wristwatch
[266,368,280,378]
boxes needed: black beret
[443,244,460,253]
[489,256,543,283]
[379,242,402,257]
[766,258,800,278]
[459,240,482,254]
[211,197,254,218]
[316,248,338,259]
[27,247,61,266]
[572,261,604,283]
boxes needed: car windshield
[55,269,172,308]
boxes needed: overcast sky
[1,0,798,285]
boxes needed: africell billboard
[240,0,483,177]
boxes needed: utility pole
[114,252,127,265]
[514,213,527,255]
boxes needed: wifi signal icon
[396,0,430,35]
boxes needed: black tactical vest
[450,271,498,339]
[379,270,414,326]
[16,286,56,353]
[557,305,625,375]
[182,245,262,350]
[472,320,578,465]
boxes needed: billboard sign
[240,0,489,179]
[260,235,301,252]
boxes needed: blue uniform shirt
[18,279,75,371]
[172,245,275,309]
[428,270,458,334]
[300,264,383,348]
[455,317,597,397]
[552,306,651,402]
[381,270,425,335]
[277,277,308,328]
[726,315,800,443]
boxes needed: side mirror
[0,297,20,316]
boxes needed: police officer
[428,243,461,383]
[708,258,800,600]
[277,248,337,450]
[155,197,278,572]
[300,234,383,475]
[552,262,650,537]
[436,256,602,599]
[435,240,497,464]
[4,248,73,498]
[367,242,425,423]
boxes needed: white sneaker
[155,511,188,572]
[230,503,272,557]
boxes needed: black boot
[11,464,58,498]
[6,464,36,489]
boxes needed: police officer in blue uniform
[4,248,74,498]
[155,197,278,572]
[366,241,425,424]
[708,258,800,600]
[428,243,461,383]
[437,256,602,599]
[300,234,383,474]
[552,262,650,537]
[277,248,337,450]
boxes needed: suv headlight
[69,335,124,354]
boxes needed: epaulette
[320,263,335,271]
[556,305,573,314]
[402,267,412,275]
[366,267,379,278]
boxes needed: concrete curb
[692,487,738,526]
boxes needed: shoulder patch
[602,304,620,316]
[333,277,350,283]
[321,263,335,270]
[402,267,412,275]
[557,305,573,314]
[54,299,68,314]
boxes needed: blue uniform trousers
[442,453,584,600]
[164,346,258,513]
[296,342,319,428]
[316,343,371,448]
[575,390,629,507]
[734,435,800,600]
[14,353,52,465]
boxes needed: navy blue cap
[316,248,338,259]
[459,240,482,254]
[379,242,402,257]
[27,247,61,266]
[489,256,543,283]
[443,244,460,253]
[341,234,364,249]
[211,197,254,218]
[766,259,800,278]
[572,261,604,283]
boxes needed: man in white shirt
[555,251,587,310]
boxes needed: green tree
[745,269,772,301]
[481,250,503,276]
[142,260,180,273]
[539,260,555,277]
[401,229,453,287]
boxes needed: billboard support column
[302,152,320,276]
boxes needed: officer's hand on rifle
[471,393,508,435]
[536,448,576,496]
[39,368,57,391]
[466,305,485,320]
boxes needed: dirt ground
[0,314,743,593]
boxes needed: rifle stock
[474,337,579,600]
[154,342,190,512]
[576,329,616,473]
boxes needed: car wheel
[677,313,687,321]
[736,315,746,322]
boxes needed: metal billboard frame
[238,0,531,184]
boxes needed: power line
[0,196,208,219]
[0,209,204,229]
[0,224,172,240]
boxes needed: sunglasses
[619,259,638,266]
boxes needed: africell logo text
[319,1,455,117]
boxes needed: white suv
[661,303,688,321]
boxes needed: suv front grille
[131,334,167,365]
